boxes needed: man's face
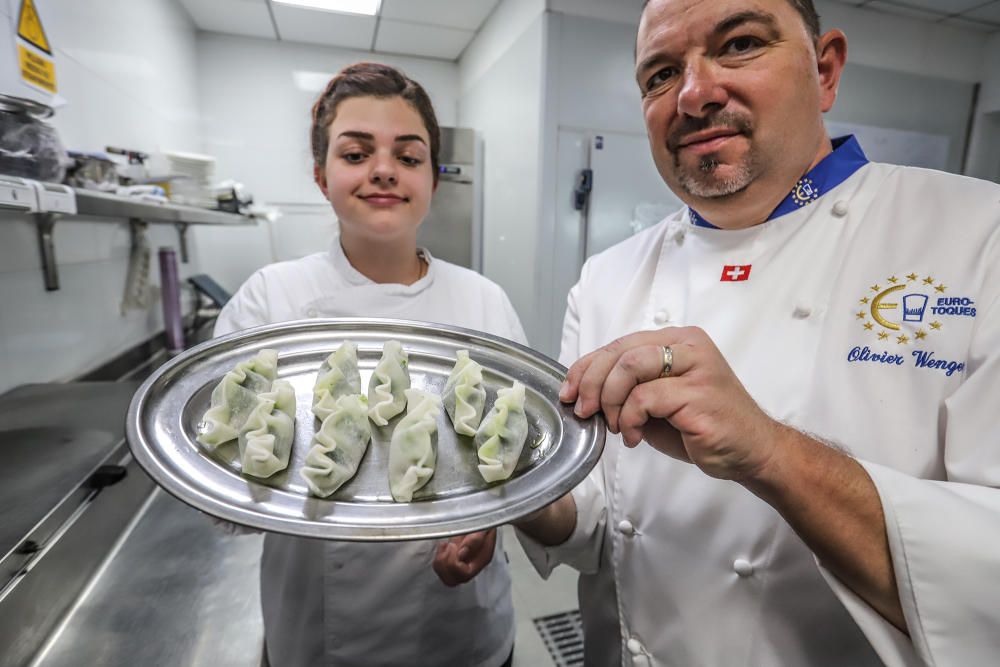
[636,0,829,205]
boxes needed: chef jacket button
[627,637,643,655]
[793,305,811,319]
[653,309,670,325]
[832,200,849,217]
[306,308,318,318]
[733,558,754,577]
[618,519,635,536]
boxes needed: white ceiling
[829,0,1000,32]
[178,0,1000,62]
[178,0,501,61]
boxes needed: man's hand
[562,326,781,482]
[432,529,497,587]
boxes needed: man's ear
[815,29,847,113]
[314,164,329,198]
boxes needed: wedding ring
[660,345,673,378]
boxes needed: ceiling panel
[374,18,474,60]
[379,0,500,31]
[942,16,1000,31]
[886,0,990,12]
[179,0,276,39]
[272,3,375,49]
[964,2,1000,23]
[865,1,941,20]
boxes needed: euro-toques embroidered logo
[792,176,820,207]
[854,272,976,345]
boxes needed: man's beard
[667,111,759,199]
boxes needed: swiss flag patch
[720,264,752,282]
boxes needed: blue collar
[688,135,869,229]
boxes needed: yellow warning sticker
[18,44,56,93]
[17,0,50,55]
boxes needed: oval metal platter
[126,318,605,541]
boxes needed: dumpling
[388,388,442,502]
[442,350,486,436]
[197,349,279,449]
[239,379,297,478]
[475,381,529,483]
[313,341,362,421]
[301,394,372,497]
[367,340,410,426]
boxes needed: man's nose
[676,60,728,118]
[370,153,397,185]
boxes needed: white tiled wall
[0,0,207,394]
[458,10,547,350]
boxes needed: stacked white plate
[164,150,216,208]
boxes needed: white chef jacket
[215,241,526,667]
[518,161,1000,666]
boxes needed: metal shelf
[23,185,257,291]
[72,188,253,226]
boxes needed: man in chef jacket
[434,0,1000,665]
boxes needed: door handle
[573,168,593,211]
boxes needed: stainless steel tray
[126,318,605,541]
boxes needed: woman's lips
[359,194,407,207]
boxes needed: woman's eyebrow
[395,134,427,145]
[337,131,374,141]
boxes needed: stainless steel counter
[30,490,263,667]
[1,320,267,667]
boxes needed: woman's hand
[432,529,497,587]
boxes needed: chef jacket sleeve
[516,277,609,578]
[819,256,1000,667]
[213,270,270,337]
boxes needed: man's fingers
[601,344,669,432]
[618,378,685,446]
[560,349,601,403]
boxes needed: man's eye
[645,67,677,92]
[724,35,762,54]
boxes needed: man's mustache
[666,112,754,153]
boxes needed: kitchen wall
[457,0,547,347]
[0,0,205,394]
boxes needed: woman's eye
[724,35,762,54]
[342,152,366,163]
[399,155,423,167]
[645,67,677,92]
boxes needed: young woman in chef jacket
[214,62,524,667]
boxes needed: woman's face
[316,95,435,245]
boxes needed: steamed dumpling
[238,379,297,478]
[442,350,487,436]
[301,394,372,497]
[197,349,279,449]
[368,340,410,426]
[313,341,362,421]
[475,381,529,483]
[388,388,442,502]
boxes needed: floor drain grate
[533,609,584,666]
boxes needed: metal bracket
[33,212,60,291]
[175,222,190,263]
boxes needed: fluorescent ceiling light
[273,0,381,15]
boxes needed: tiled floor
[501,526,580,667]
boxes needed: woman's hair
[310,62,441,182]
